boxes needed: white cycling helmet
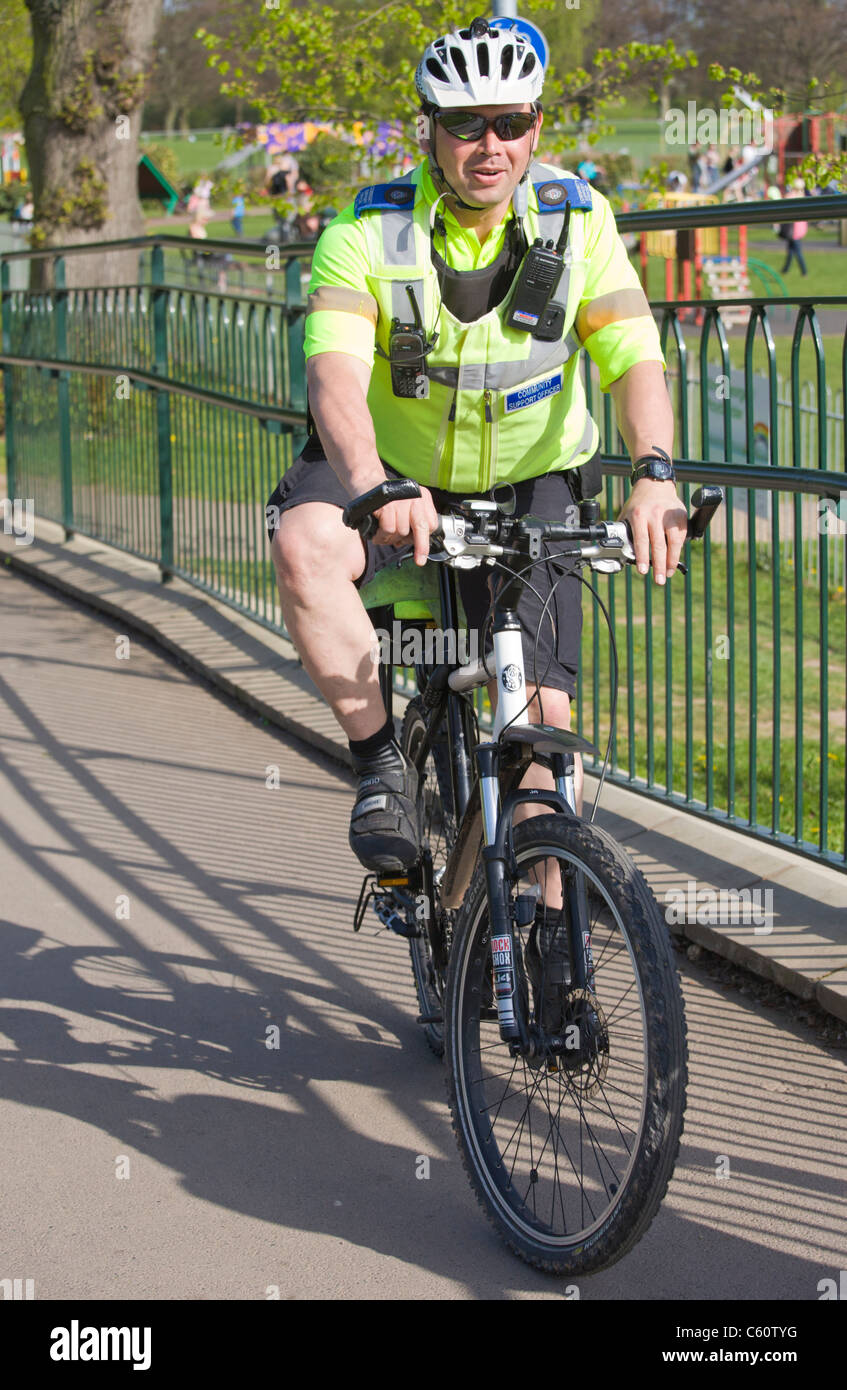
[416,16,543,109]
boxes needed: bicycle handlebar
[341,477,724,569]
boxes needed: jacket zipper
[482,389,498,492]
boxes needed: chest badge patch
[504,371,564,414]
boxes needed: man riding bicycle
[266,17,688,886]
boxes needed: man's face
[425,101,542,211]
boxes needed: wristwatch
[630,446,676,486]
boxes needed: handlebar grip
[686,485,724,540]
[341,479,422,540]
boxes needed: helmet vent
[477,44,490,77]
[500,44,514,79]
[449,46,469,83]
[426,57,448,82]
[520,52,536,77]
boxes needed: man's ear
[415,110,432,153]
[531,106,544,155]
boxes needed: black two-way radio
[378,283,438,399]
[505,200,572,342]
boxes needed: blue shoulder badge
[354,183,416,218]
[534,177,593,212]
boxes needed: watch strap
[631,447,676,485]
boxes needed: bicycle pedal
[417,1011,442,1025]
[372,895,419,939]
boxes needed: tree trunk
[20,0,164,289]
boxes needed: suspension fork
[553,751,595,992]
[477,742,528,1051]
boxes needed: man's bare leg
[271,501,419,870]
[271,502,386,739]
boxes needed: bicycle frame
[381,544,601,1057]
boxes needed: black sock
[346,711,394,767]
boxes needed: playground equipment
[638,190,790,326]
[774,111,847,186]
[0,132,26,185]
[639,191,725,319]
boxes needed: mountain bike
[344,476,723,1275]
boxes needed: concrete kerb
[3,514,847,1024]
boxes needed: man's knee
[271,504,364,593]
[527,686,571,728]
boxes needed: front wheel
[445,814,687,1275]
[400,698,456,1058]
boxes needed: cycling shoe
[349,745,419,872]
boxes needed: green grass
[745,246,847,299]
[637,241,847,303]
[577,528,846,855]
[584,116,668,174]
[144,211,280,242]
[142,131,232,182]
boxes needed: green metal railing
[1,196,846,869]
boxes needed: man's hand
[618,478,688,584]
[374,487,440,566]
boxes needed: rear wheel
[400,698,456,1057]
[445,813,687,1274]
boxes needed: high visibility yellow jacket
[305,159,664,495]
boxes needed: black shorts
[266,442,603,699]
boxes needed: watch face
[633,459,675,483]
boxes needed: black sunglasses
[434,110,537,142]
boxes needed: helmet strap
[512,106,542,221]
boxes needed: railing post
[1,257,14,502]
[151,243,173,580]
[54,255,73,536]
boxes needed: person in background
[231,191,245,237]
[778,179,809,276]
[293,181,317,239]
[703,145,720,187]
[688,142,705,191]
[192,173,213,220]
[265,153,299,198]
